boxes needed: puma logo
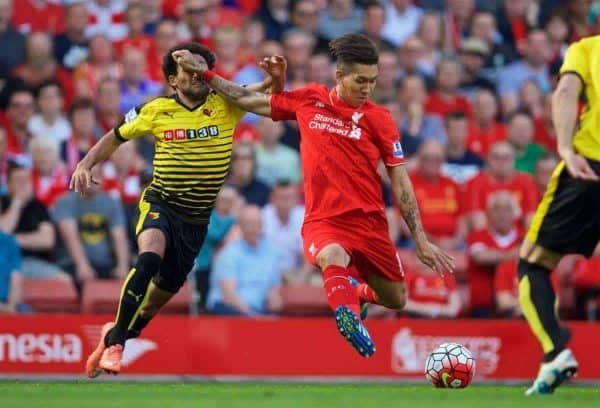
[127,289,143,302]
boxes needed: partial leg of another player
[85,228,165,377]
[316,244,376,357]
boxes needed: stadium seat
[81,279,192,314]
[280,284,330,316]
[22,278,80,313]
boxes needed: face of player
[169,53,210,102]
[336,63,378,108]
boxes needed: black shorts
[136,193,207,292]
[524,158,600,258]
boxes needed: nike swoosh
[441,372,451,387]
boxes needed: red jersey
[424,91,473,119]
[11,0,65,34]
[270,83,405,223]
[467,228,522,310]
[466,120,507,157]
[114,35,155,59]
[464,171,539,218]
[495,258,559,298]
[102,163,142,205]
[32,166,69,208]
[409,171,462,239]
[533,116,557,154]
[406,269,457,305]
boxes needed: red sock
[356,283,383,306]
[322,265,361,317]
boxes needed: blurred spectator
[11,31,75,106]
[466,89,507,157]
[228,142,271,206]
[2,89,35,158]
[118,48,162,114]
[416,11,443,78]
[86,0,128,41]
[0,125,6,192]
[101,141,142,206]
[73,35,121,99]
[441,110,484,184]
[207,205,282,316]
[282,28,316,82]
[96,78,123,133]
[566,0,596,41]
[30,135,69,208]
[518,79,544,118]
[114,3,155,59]
[318,0,363,41]
[533,153,558,201]
[11,0,65,35]
[425,58,473,119]
[307,53,334,88]
[262,181,310,282]
[381,0,423,47]
[397,74,447,156]
[543,10,570,63]
[61,98,99,174]
[496,0,530,55]
[255,117,301,187]
[469,10,519,79]
[53,166,130,284]
[291,0,329,53]
[28,80,71,144]
[138,0,163,34]
[458,37,496,100]
[466,191,522,317]
[0,161,68,280]
[213,26,248,80]
[234,40,284,98]
[371,51,399,104]
[533,92,557,154]
[494,259,523,318]
[360,1,395,53]
[192,185,242,310]
[497,29,552,115]
[396,36,432,85]
[147,20,179,83]
[443,0,475,50]
[53,2,89,71]
[506,110,546,174]
[464,141,538,230]
[403,262,461,318]
[0,0,26,77]
[410,140,467,250]
[0,231,26,314]
[240,18,267,61]
[254,0,291,41]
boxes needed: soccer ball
[424,343,475,389]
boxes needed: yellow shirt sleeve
[115,103,155,141]
[221,96,247,124]
[560,39,590,86]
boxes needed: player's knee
[316,244,350,269]
[136,252,162,276]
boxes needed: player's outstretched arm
[387,165,455,275]
[70,130,123,195]
[172,50,273,117]
[245,56,287,95]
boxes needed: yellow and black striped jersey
[115,93,245,224]
[560,35,600,161]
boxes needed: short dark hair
[329,34,378,71]
[506,109,533,124]
[6,158,30,180]
[445,110,467,124]
[162,43,216,82]
[69,98,95,118]
[34,80,62,99]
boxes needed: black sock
[105,252,161,347]
[518,259,569,361]
[127,314,152,339]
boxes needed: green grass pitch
[0,382,598,408]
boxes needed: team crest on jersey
[203,108,212,116]
[393,141,404,158]
[124,108,138,123]
[315,101,325,108]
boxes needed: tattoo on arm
[398,183,424,237]
[211,76,260,100]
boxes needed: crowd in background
[1,0,600,319]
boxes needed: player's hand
[70,166,99,197]
[172,50,206,75]
[260,55,287,79]
[415,240,455,276]
[562,150,599,181]
[76,263,96,282]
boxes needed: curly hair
[329,33,379,71]
[162,43,216,81]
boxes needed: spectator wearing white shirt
[28,80,71,144]
[381,0,423,47]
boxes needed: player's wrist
[558,146,575,160]
[201,70,217,83]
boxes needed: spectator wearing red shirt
[72,35,121,99]
[464,141,539,231]
[11,32,75,106]
[467,190,522,317]
[466,89,507,157]
[30,135,68,208]
[409,140,467,250]
[11,0,65,35]
[533,154,559,202]
[0,126,7,192]
[425,58,473,119]
[2,89,35,158]
[213,26,250,81]
[533,93,557,154]
[114,3,155,60]
[102,141,142,206]
[147,20,179,83]
[496,0,530,56]
[403,263,461,319]
[177,0,243,48]
[96,78,123,133]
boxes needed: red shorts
[302,210,404,282]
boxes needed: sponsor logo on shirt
[393,141,404,158]
[315,101,325,108]
[308,113,362,140]
[162,126,220,141]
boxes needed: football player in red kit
[173,34,455,357]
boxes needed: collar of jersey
[170,93,208,112]
[329,87,366,110]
